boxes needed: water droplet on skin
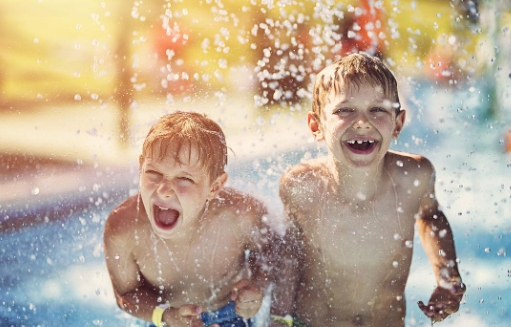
[31,187,40,195]
[413,179,420,187]
[439,229,447,238]
[392,261,399,268]
[396,160,403,167]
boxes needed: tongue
[156,208,179,227]
[351,142,372,151]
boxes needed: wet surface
[0,153,134,232]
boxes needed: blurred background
[0,0,510,326]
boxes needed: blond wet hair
[312,53,401,117]
[142,111,228,181]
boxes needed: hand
[163,304,217,327]
[230,279,263,319]
[418,282,466,323]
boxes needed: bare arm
[269,217,301,321]
[231,198,272,318]
[103,207,162,322]
[103,201,204,327]
[415,166,465,322]
[268,172,304,324]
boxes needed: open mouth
[345,139,378,154]
[153,205,179,230]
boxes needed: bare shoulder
[280,157,329,189]
[386,150,436,187]
[104,195,140,240]
[280,157,330,203]
[212,187,267,221]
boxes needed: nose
[157,179,174,198]
[353,114,372,130]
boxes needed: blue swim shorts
[200,301,254,327]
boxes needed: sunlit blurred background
[1,0,510,326]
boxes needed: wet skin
[104,142,269,327]
[278,81,464,326]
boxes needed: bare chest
[133,231,248,306]
[298,192,417,268]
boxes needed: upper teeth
[348,140,374,144]
[159,206,169,211]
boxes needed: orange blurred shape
[153,23,189,59]
[505,128,511,153]
[424,49,456,82]
[341,0,386,56]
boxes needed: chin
[152,224,178,239]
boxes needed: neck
[327,155,386,202]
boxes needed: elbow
[114,291,132,313]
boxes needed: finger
[237,297,261,306]
[236,307,259,319]
[179,304,202,317]
[425,303,449,322]
[189,316,206,327]
[237,287,263,302]
[235,299,262,319]
[417,301,429,313]
[231,279,252,298]
[417,301,437,318]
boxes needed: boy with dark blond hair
[277,53,465,327]
[104,112,274,327]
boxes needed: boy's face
[139,141,226,239]
[309,81,405,170]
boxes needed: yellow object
[271,314,294,327]
[152,307,166,327]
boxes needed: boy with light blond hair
[277,53,465,326]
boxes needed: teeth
[158,206,169,211]
[348,140,375,144]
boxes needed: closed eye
[371,107,389,113]
[178,176,194,183]
[334,107,354,114]
[145,169,162,177]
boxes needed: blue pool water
[1,83,511,327]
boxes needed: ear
[393,110,406,139]
[208,172,228,200]
[307,111,324,142]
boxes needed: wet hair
[312,52,401,117]
[142,111,228,181]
